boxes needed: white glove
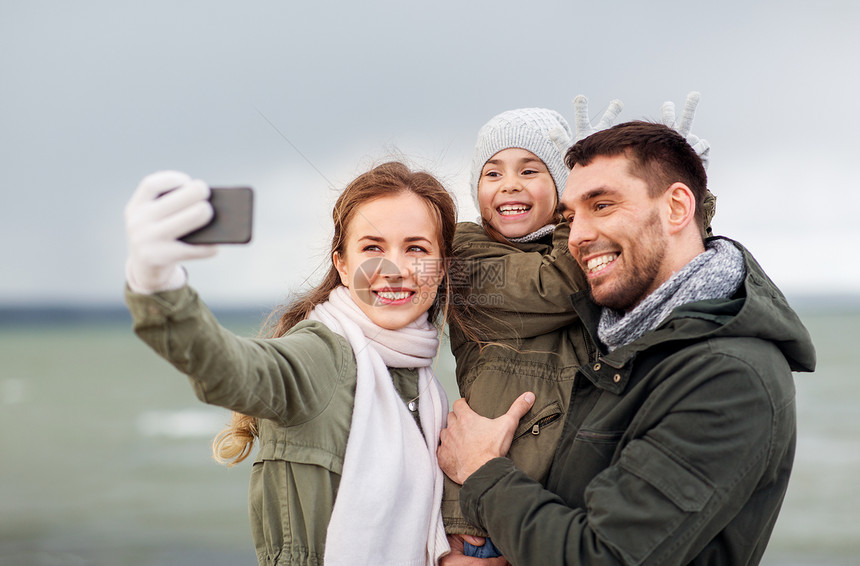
[661,92,716,234]
[573,95,624,142]
[661,91,710,170]
[124,170,217,294]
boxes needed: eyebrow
[557,186,619,215]
[357,235,433,244]
[484,156,544,166]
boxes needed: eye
[522,168,539,175]
[407,245,429,254]
[483,170,501,178]
[362,244,383,253]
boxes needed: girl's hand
[661,91,711,170]
[573,95,624,142]
[440,535,509,565]
[124,171,217,294]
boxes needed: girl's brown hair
[212,161,460,466]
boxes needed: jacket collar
[570,290,639,395]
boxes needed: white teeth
[498,204,530,215]
[376,291,411,301]
[586,254,617,273]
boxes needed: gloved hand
[661,91,711,170]
[124,170,217,294]
[661,91,716,235]
[573,95,624,142]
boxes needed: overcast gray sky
[2,0,858,307]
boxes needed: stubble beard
[590,210,666,312]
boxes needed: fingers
[595,99,623,131]
[151,239,218,265]
[127,198,214,250]
[573,95,592,142]
[127,171,211,225]
[676,91,701,137]
[574,95,623,142]
[504,391,535,422]
[127,174,214,243]
[130,237,216,273]
[686,134,711,171]
[451,397,474,417]
[152,195,214,241]
[128,170,192,209]
[661,100,676,128]
[145,179,212,224]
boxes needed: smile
[498,203,531,216]
[374,290,414,304]
[586,253,618,275]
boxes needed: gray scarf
[508,223,555,243]
[598,239,745,352]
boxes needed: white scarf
[309,286,450,566]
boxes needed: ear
[333,251,349,287]
[664,182,696,235]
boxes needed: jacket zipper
[531,413,561,436]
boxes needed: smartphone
[180,187,254,244]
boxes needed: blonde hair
[212,161,464,466]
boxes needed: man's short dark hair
[565,121,709,235]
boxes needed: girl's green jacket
[443,221,594,536]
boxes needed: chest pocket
[555,426,626,502]
[255,414,350,475]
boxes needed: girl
[442,104,593,560]
[124,162,462,566]
[442,95,712,560]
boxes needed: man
[438,121,816,565]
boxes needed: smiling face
[477,148,557,238]
[560,154,675,312]
[333,191,444,330]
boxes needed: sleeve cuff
[124,283,199,326]
[459,457,517,529]
[125,260,187,295]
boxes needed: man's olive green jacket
[458,238,817,565]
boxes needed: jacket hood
[718,238,815,372]
[657,238,815,373]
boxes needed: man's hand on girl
[437,391,535,485]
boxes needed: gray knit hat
[469,107,573,210]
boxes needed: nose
[568,214,597,256]
[501,178,522,194]
[382,251,412,280]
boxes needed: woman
[124,162,466,565]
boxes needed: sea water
[0,306,857,565]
